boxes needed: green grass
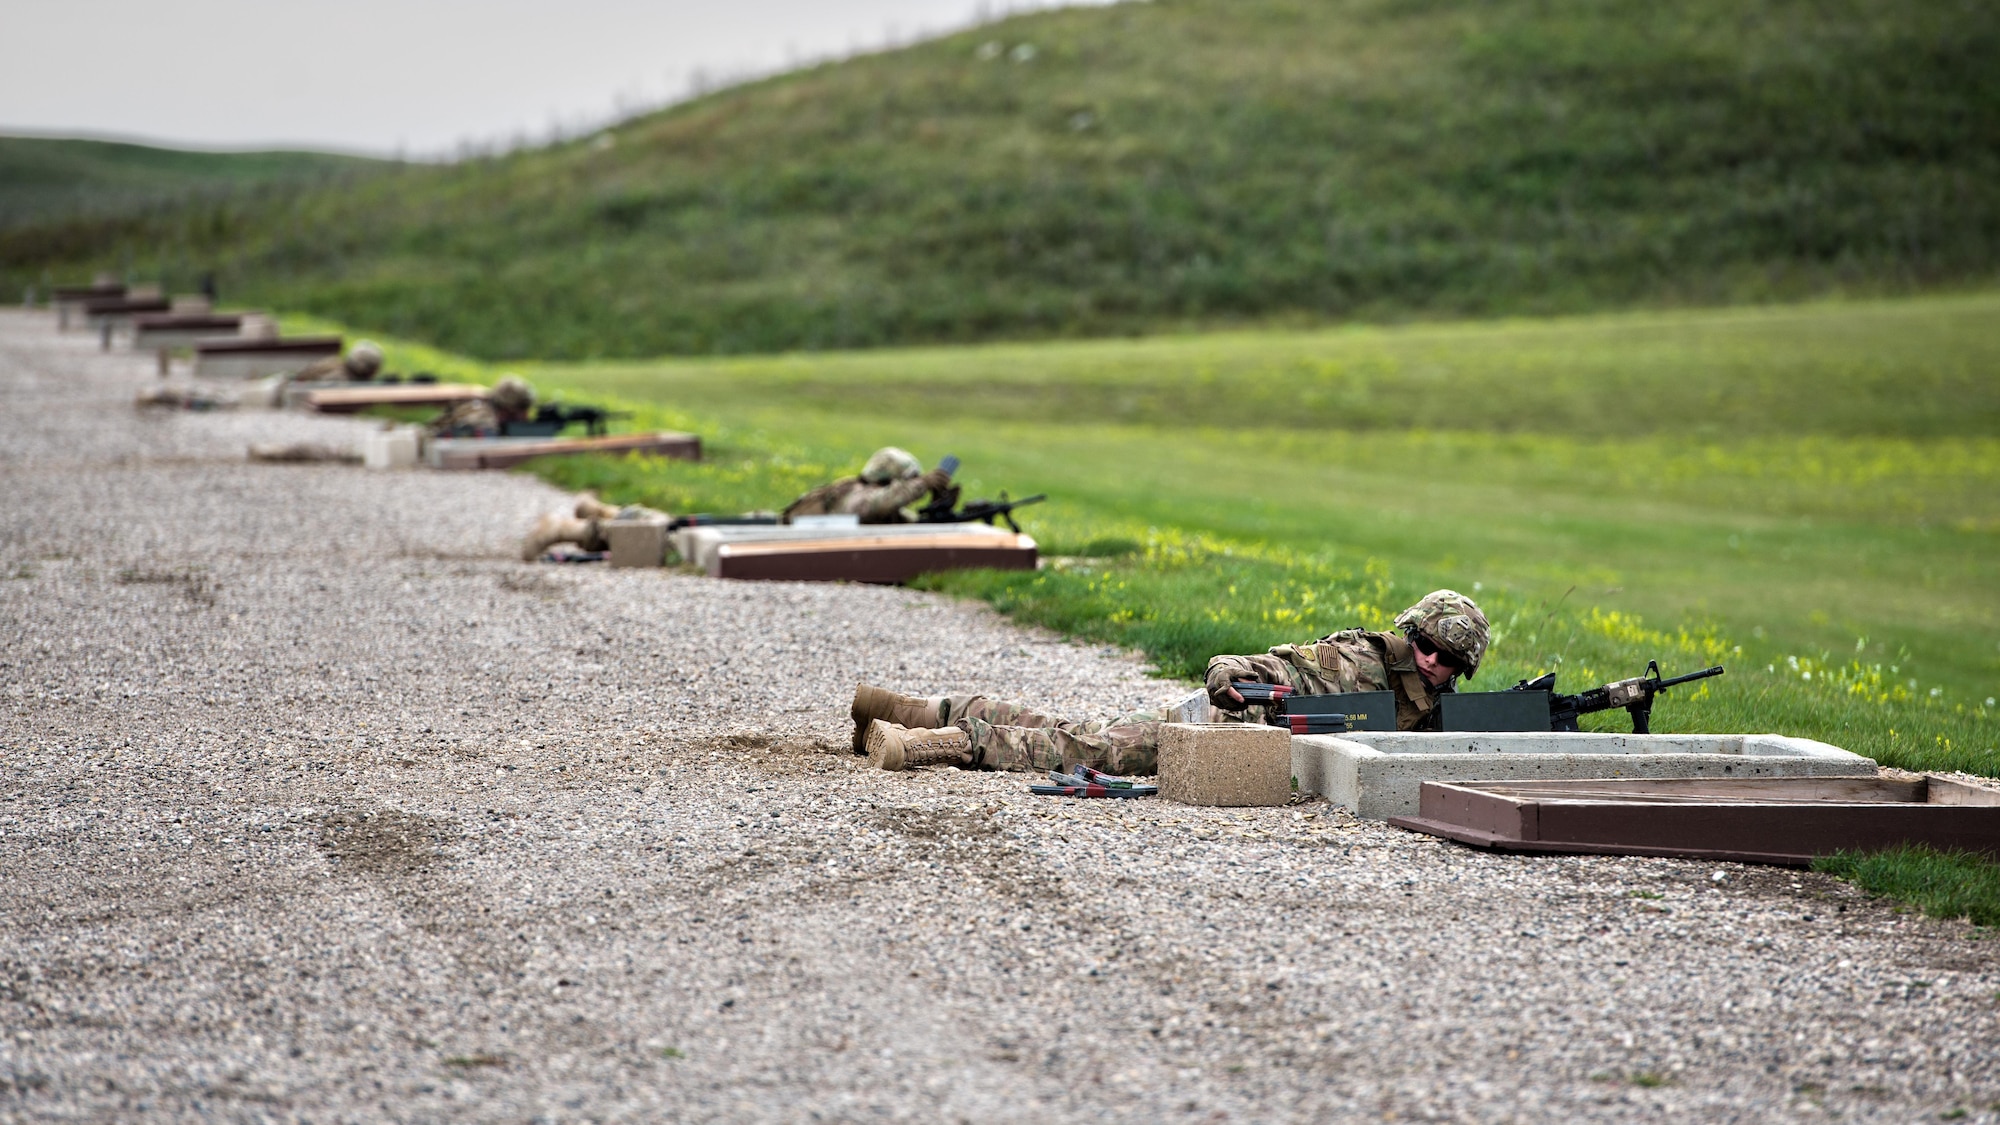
[1813,846,2000,928]
[299,291,2000,775]
[10,0,1998,356]
[0,135,381,230]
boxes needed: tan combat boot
[520,515,594,562]
[574,492,621,520]
[865,721,972,771]
[850,684,944,753]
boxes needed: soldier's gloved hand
[920,467,952,492]
[1205,663,1248,709]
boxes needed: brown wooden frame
[1388,776,2000,865]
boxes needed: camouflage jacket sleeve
[846,475,932,522]
[428,398,500,437]
[1206,628,1439,729]
[781,478,854,521]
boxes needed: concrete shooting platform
[82,295,171,338]
[1291,730,1875,820]
[131,312,248,351]
[52,283,125,329]
[194,335,343,379]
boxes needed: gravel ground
[2,308,1996,1123]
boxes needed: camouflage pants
[939,695,1166,776]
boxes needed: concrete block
[1158,723,1293,807]
[603,517,670,568]
[1292,731,1877,820]
[362,427,420,470]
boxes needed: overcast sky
[1,0,1104,157]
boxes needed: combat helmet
[1394,589,1490,680]
[859,446,923,485]
[343,340,384,380]
[489,374,537,415]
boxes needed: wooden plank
[1927,777,2000,807]
[194,334,342,355]
[1394,776,2000,865]
[711,538,1037,583]
[717,533,1027,556]
[82,296,169,315]
[1455,777,1924,802]
[431,431,700,471]
[304,384,486,413]
[1385,816,1820,866]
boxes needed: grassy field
[311,291,2000,775]
[17,0,1999,356]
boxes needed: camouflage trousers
[939,695,1166,776]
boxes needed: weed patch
[1813,846,2000,928]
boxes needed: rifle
[917,491,1047,532]
[907,454,1047,532]
[1509,661,1725,734]
[1229,682,1354,734]
[505,402,633,438]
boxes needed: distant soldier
[781,446,954,524]
[431,374,537,437]
[290,340,384,384]
[851,590,1491,774]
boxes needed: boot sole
[864,719,905,771]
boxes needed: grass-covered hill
[7,0,1997,358]
[0,135,380,229]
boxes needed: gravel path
[2,308,1995,1123]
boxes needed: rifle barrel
[1657,666,1726,691]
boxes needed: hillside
[0,135,381,229]
[5,0,1997,358]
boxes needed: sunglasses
[1412,633,1467,671]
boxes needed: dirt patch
[115,565,218,606]
[496,571,567,598]
[872,805,1004,842]
[316,809,462,875]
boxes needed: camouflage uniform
[291,341,383,384]
[783,446,951,524]
[1205,628,1443,731]
[430,375,536,438]
[931,590,1491,775]
[932,630,1431,777]
[782,472,949,523]
[940,694,1169,775]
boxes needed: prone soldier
[782,447,954,524]
[851,589,1490,775]
[520,446,957,561]
[431,374,537,437]
[290,340,384,384]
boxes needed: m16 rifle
[918,491,1047,532]
[502,403,633,438]
[1508,661,1725,733]
[908,454,1047,532]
